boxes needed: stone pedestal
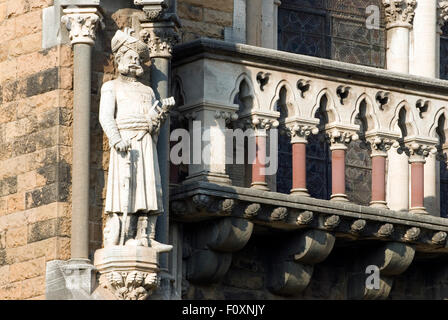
[94,246,160,300]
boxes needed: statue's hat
[111,28,150,62]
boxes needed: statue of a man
[99,28,174,252]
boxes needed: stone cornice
[171,182,448,253]
[61,7,104,46]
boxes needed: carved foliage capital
[99,271,160,300]
[326,129,359,149]
[367,136,394,157]
[239,116,279,135]
[285,123,319,144]
[439,1,448,29]
[382,0,417,26]
[61,9,103,45]
[140,26,180,58]
[405,142,435,162]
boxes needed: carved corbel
[185,217,253,283]
[348,242,415,300]
[267,230,336,296]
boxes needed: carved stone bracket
[185,217,253,283]
[94,246,160,300]
[382,0,417,28]
[348,242,415,299]
[267,230,335,296]
[61,7,104,46]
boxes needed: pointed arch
[429,107,448,139]
[350,93,380,132]
[389,100,419,137]
[269,80,298,117]
[310,88,340,124]
[229,73,261,114]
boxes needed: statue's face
[117,49,144,78]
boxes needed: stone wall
[0,0,73,300]
[177,0,233,42]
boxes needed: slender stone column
[252,132,269,190]
[61,7,103,263]
[285,122,319,196]
[424,148,440,216]
[382,0,416,73]
[367,137,393,209]
[327,130,359,202]
[406,142,434,214]
[136,0,180,298]
[410,0,438,77]
[387,142,409,211]
[239,115,279,191]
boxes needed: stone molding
[171,182,448,253]
[382,0,417,28]
[61,7,103,45]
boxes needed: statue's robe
[99,78,163,215]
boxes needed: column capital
[284,117,319,144]
[405,141,437,163]
[382,0,417,28]
[135,0,181,58]
[326,128,359,151]
[365,134,396,157]
[238,113,280,137]
[285,123,319,144]
[438,1,448,32]
[61,7,104,46]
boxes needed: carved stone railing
[171,39,448,299]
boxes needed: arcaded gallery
[1,0,448,300]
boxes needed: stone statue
[99,28,174,253]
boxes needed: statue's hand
[161,97,175,110]
[114,140,131,152]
